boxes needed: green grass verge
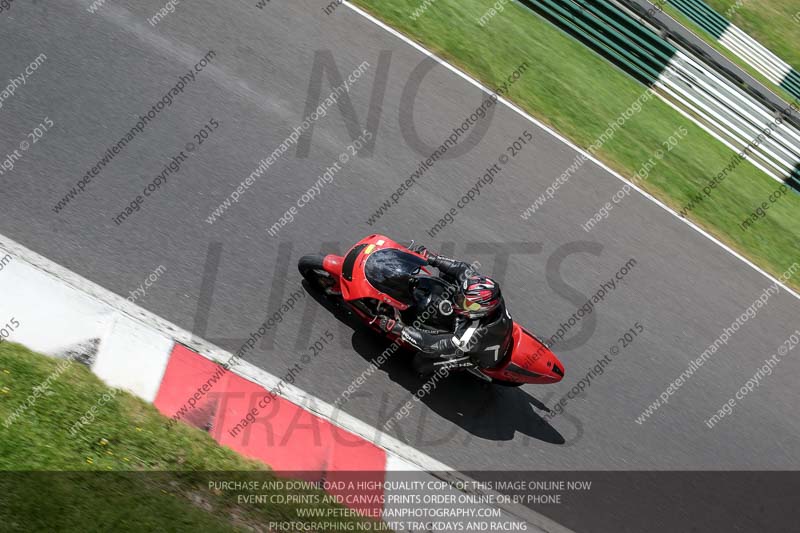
[0,342,384,532]
[659,3,798,104]
[353,0,800,289]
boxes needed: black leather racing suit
[397,255,514,374]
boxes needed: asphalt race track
[1,0,799,527]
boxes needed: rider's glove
[410,244,429,259]
[410,244,438,264]
[374,315,401,334]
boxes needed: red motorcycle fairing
[336,234,428,310]
[316,234,564,386]
[480,324,565,385]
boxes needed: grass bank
[0,342,381,532]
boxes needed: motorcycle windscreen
[363,248,427,306]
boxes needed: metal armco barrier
[666,0,800,101]
[517,0,800,191]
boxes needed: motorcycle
[298,234,565,387]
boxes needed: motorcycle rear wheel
[298,255,336,292]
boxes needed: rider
[374,246,513,375]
